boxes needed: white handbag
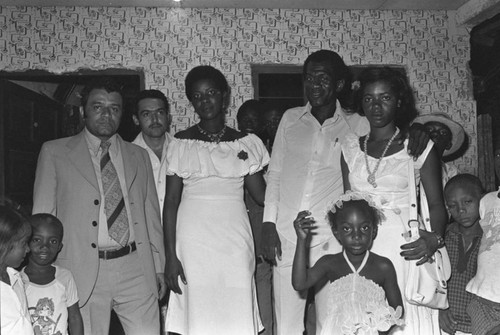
[404,159,451,309]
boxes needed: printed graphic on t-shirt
[28,297,63,335]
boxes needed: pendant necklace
[363,127,400,188]
[197,124,227,143]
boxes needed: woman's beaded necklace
[197,124,227,143]
[363,127,400,188]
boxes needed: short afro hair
[184,65,229,102]
[444,173,484,199]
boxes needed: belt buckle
[101,249,112,260]
[123,244,130,255]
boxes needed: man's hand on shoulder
[405,122,430,158]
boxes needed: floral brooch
[237,150,248,161]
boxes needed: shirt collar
[84,128,118,156]
[133,132,147,147]
[134,132,172,154]
[299,100,344,124]
[447,221,483,238]
[6,267,21,286]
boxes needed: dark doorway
[0,69,143,212]
[470,13,500,191]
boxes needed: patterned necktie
[100,141,129,247]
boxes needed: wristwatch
[434,233,445,249]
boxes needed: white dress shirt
[263,101,369,246]
[132,132,172,221]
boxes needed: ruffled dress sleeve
[341,132,361,170]
[166,133,270,179]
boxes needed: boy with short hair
[441,174,484,335]
[22,213,83,335]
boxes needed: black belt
[99,242,136,260]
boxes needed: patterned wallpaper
[0,7,476,173]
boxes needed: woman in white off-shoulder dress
[164,65,268,335]
[340,67,447,334]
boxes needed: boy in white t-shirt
[466,188,500,335]
[22,213,83,335]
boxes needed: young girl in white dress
[341,67,447,334]
[292,191,404,335]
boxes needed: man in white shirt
[262,50,427,334]
[131,89,172,335]
[132,89,173,220]
[262,50,368,335]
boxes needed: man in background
[237,99,275,335]
[131,89,172,334]
[132,89,173,219]
[261,102,285,153]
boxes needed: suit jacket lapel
[67,131,100,191]
[118,136,138,191]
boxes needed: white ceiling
[0,0,469,10]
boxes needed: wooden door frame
[0,79,4,203]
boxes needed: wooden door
[0,79,64,211]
